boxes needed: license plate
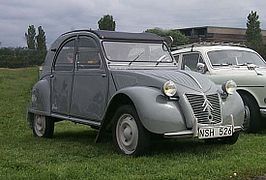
[198,125,233,139]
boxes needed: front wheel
[219,132,240,145]
[33,114,54,138]
[205,132,240,145]
[240,94,261,132]
[112,105,150,156]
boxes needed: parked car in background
[172,44,266,132]
[27,31,244,156]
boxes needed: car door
[51,38,76,115]
[70,36,108,121]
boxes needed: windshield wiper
[155,55,167,66]
[128,51,144,66]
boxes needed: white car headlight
[222,80,237,95]
[163,80,177,97]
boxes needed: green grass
[0,67,266,179]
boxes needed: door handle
[101,73,106,77]
[50,74,54,78]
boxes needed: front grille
[186,93,222,124]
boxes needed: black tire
[240,93,261,132]
[219,132,240,145]
[112,105,150,156]
[32,114,54,138]
[205,132,240,145]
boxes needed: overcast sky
[0,0,265,47]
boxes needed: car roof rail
[171,42,247,51]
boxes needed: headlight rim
[222,80,237,95]
[163,80,177,97]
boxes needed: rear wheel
[33,114,54,138]
[240,93,261,132]
[112,105,150,156]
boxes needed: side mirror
[196,63,207,74]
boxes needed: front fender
[117,86,187,134]
[221,92,245,127]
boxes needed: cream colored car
[172,45,266,132]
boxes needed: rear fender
[28,78,51,115]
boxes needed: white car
[172,44,266,132]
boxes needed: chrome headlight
[163,80,177,97]
[222,80,237,95]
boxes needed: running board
[51,113,101,127]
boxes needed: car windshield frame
[102,40,174,63]
[207,49,266,68]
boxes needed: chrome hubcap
[34,115,46,137]
[116,114,138,154]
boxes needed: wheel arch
[237,89,262,132]
[237,89,260,107]
[102,93,136,132]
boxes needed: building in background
[176,26,266,44]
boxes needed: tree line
[0,25,47,68]
[0,11,265,68]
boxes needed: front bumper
[164,114,243,139]
[260,108,266,117]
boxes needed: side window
[54,40,75,71]
[182,53,200,71]
[77,37,100,69]
[174,54,179,63]
[199,55,204,63]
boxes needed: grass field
[0,67,266,179]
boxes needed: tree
[98,15,116,31]
[36,26,47,52]
[246,11,263,51]
[145,28,189,47]
[25,25,36,49]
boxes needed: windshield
[208,50,266,67]
[103,41,173,63]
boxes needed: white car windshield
[208,50,266,67]
[103,41,173,63]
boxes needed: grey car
[172,45,266,132]
[27,30,244,156]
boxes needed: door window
[77,37,100,69]
[182,53,201,71]
[54,40,75,71]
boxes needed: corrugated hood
[111,69,216,93]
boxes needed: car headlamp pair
[163,79,237,97]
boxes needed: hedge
[0,48,46,68]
